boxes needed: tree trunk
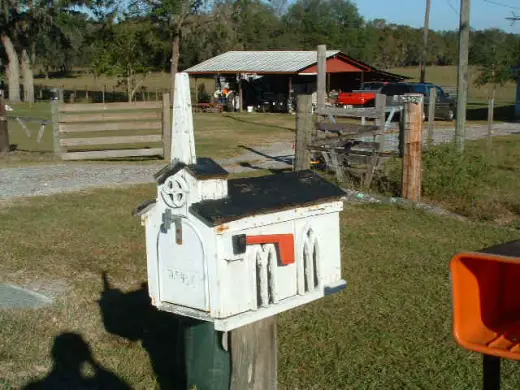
[127,73,132,103]
[21,49,35,103]
[170,33,181,101]
[1,33,21,103]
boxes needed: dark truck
[380,82,456,121]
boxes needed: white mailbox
[137,73,346,331]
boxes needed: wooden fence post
[316,44,327,131]
[375,93,386,153]
[487,98,494,150]
[295,94,313,171]
[238,74,243,112]
[51,100,63,156]
[0,91,9,155]
[402,94,423,202]
[427,87,436,147]
[162,92,172,162]
[230,316,277,390]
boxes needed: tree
[471,29,520,125]
[1,1,22,102]
[91,19,161,102]
[130,0,203,98]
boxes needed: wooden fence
[52,93,171,161]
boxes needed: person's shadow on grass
[97,272,189,390]
[24,332,130,390]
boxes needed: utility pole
[456,0,471,153]
[420,0,431,83]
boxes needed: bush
[422,144,492,200]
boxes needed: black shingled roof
[190,170,344,226]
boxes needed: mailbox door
[157,218,208,311]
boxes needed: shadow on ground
[23,332,131,389]
[98,272,189,390]
[467,104,515,122]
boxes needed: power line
[446,0,459,15]
[483,0,520,10]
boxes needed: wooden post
[0,91,9,155]
[456,0,471,152]
[317,45,327,130]
[51,100,63,156]
[375,93,386,153]
[238,74,243,112]
[58,88,64,103]
[162,92,172,162]
[194,78,199,104]
[287,76,293,113]
[230,316,277,390]
[402,94,423,202]
[102,84,106,104]
[487,97,494,150]
[427,87,437,146]
[420,0,431,83]
[295,94,313,171]
[85,85,89,100]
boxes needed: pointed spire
[171,72,197,165]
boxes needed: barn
[184,50,406,112]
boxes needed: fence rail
[52,93,170,161]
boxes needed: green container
[184,320,231,390]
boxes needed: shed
[184,50,407,111]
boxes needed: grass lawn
[2,104,295,167]
[1,185,520,389]
[380,135,520,226]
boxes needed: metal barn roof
[185,50,341,74]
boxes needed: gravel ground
[1,121,519,200]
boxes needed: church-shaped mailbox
[137,73,346,331]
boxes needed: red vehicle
[336,82,387,107]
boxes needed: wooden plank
[316,44,327,131]
[162,92,171,161]
[51,100,63,154]
[60,111,161,123]
[353,142,380,150]
[0,91,8,155]
[487,97,494,150]
[375,94,386,152]
[402,94,423,201]
[427,87,436,146]
[316,122,378,134]
[309,132,382,147]
[59,121,161,133]
[59,101,162,113]
[61,148,163,160]
[329,150,346,183]
[60,134,162,147]
[316,107,379,119]
[295,94,313,171]
[230,316,277,390]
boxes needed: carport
[184,50,406,112]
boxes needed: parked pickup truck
[336,82,387,107]
[380,82,456,121]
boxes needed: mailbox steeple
[171,72,197,165]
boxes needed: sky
[354,0,520,33]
